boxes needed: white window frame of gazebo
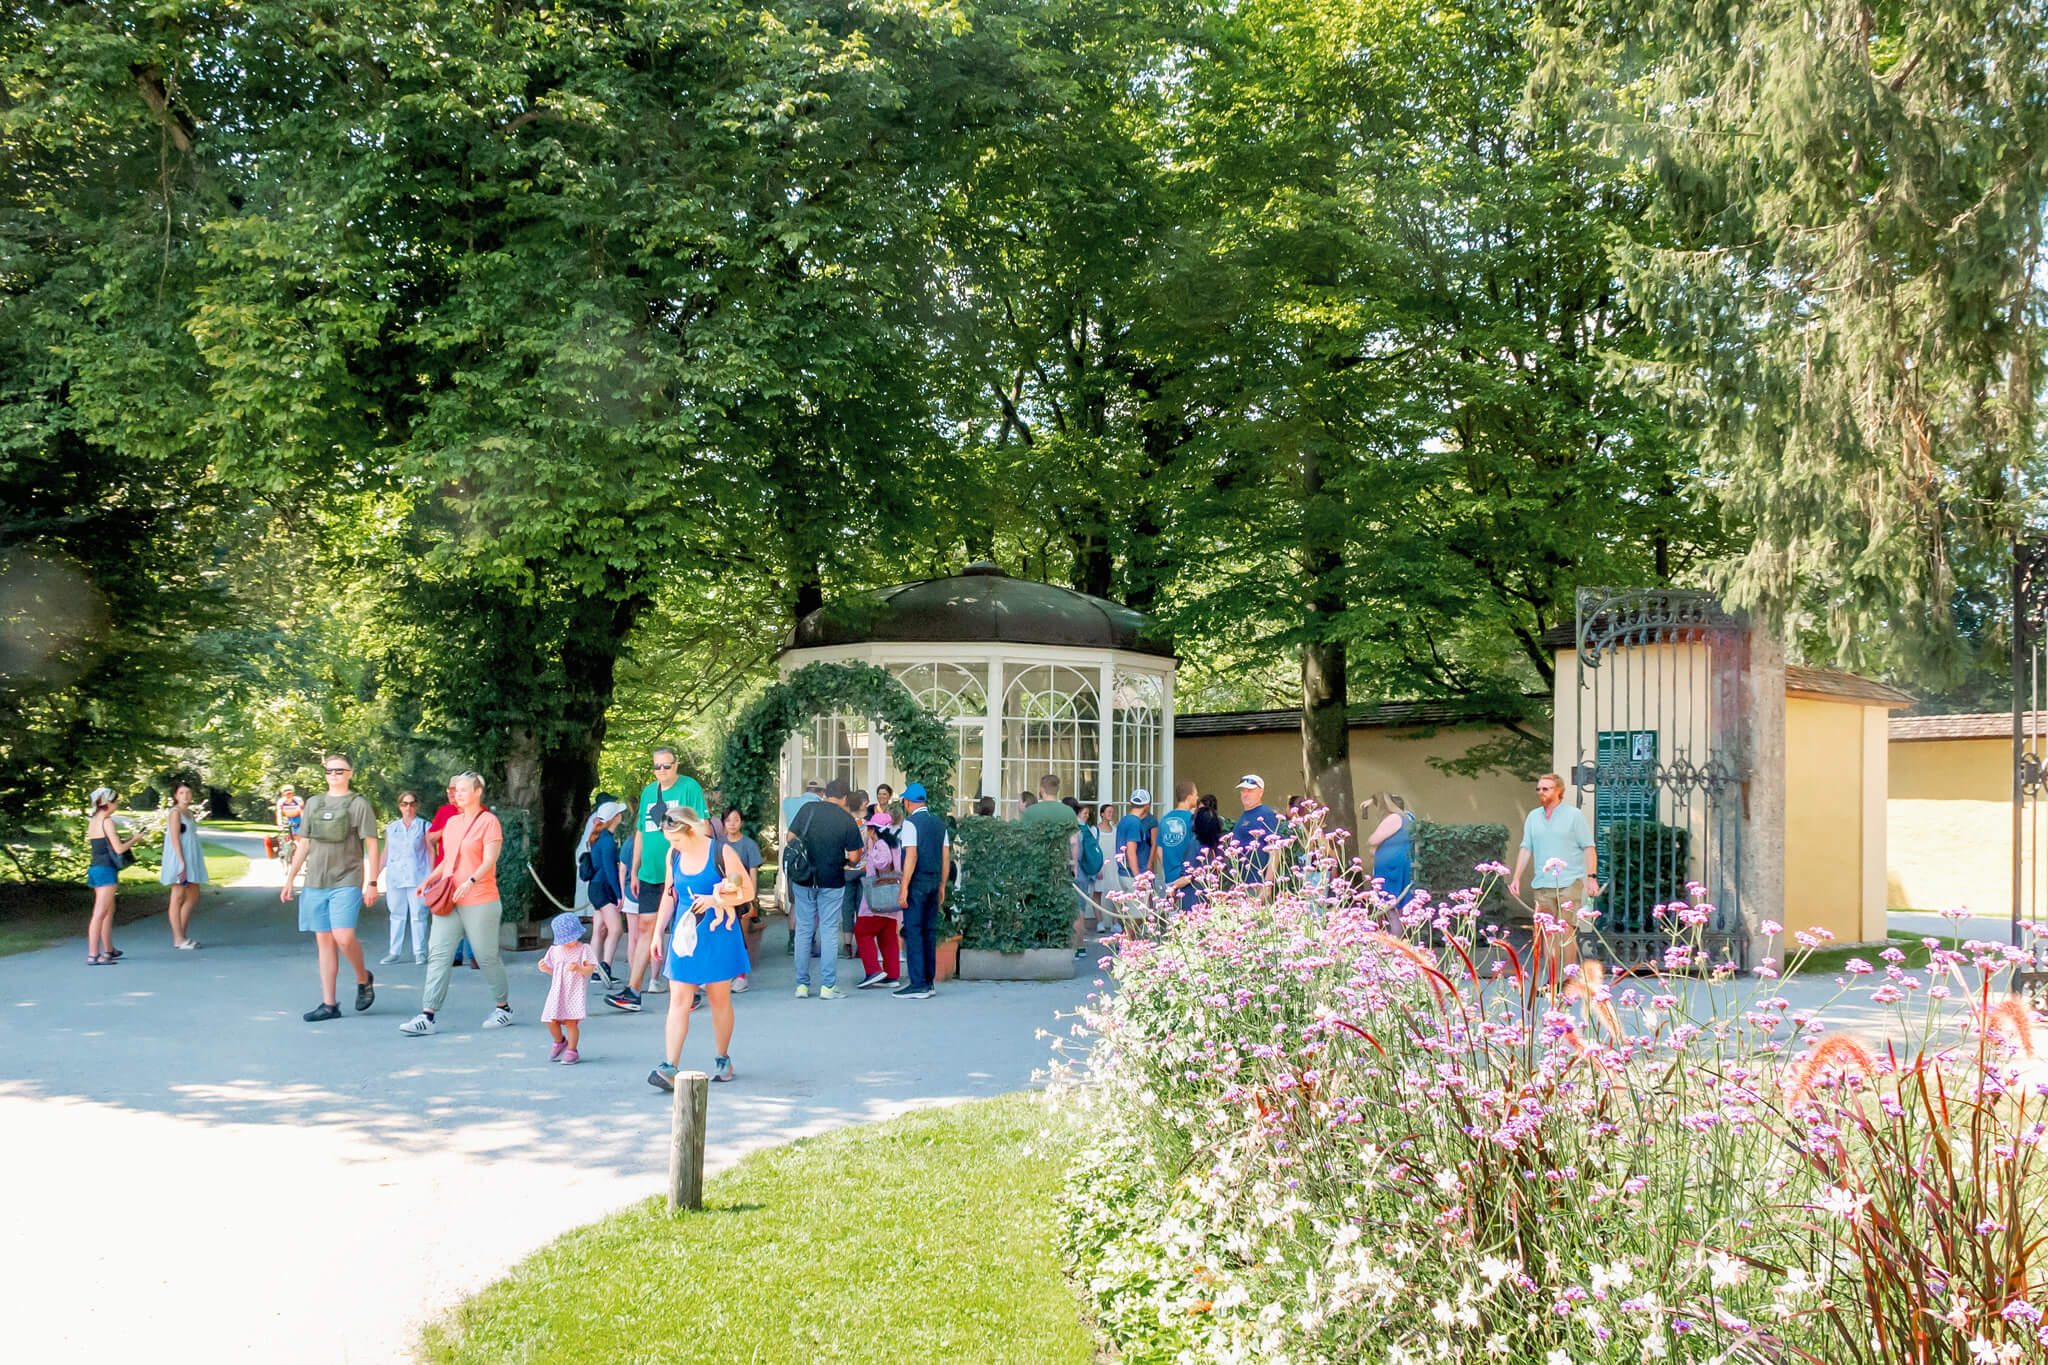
[774,641,1175,821]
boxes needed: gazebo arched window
[1111,671,1164,804]
[798,712,869,794]
[889,662,988,815]
[1002,664,1101,805]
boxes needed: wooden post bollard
[668,1070,709,1213]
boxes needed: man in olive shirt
[280,752,380,1022]
[1022,772,1080,875]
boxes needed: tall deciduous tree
[1150,0,1711,814]
[1567,0,2048,677]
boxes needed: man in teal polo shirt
[606,746,705,1012]
[1508,772,1600,977]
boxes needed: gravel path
[3,832,1095,1364]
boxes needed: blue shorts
[298,886,364,933]
[87,866,119,888]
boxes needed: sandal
[104,948,123,960]
[88,954,113,965]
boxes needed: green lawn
[0,840,251,957]
[420,1093,1098,1365]
[1781,929,1944,978]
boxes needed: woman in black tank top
[85,787,135,965]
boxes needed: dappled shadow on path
[0,846,1097,1183]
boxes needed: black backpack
[782,804,820,886]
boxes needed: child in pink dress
[539,911,597,1063]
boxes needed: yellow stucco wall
[1784,697,1873,945]
[1174,724,1527,868]
[1886,736,2018,915]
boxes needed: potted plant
[949,818,1078,980]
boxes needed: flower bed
[1055,836,2048,1363]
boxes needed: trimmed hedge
[1412,820,1511,915]
[493,804,536,922]
[1597,818,1691,934]
[952,816,1076,953]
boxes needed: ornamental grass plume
[1052,806,2048,1365]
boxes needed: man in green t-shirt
[606,746,706,1012]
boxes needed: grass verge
[420,1093,1097,1365]
[1782,929,1951,978]
[0,841,252,957]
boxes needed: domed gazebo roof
[784,562,1174,659]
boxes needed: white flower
[1970,1339,1997,1364]
[1590,1261,1634,1295]
[1478,1255,1518,1287]
[1707,1250,1748,1289]
[1434,1168,1460,1195]
[1547,1351,1571,1365]
[1816,1185,1871,1221]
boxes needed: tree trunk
[1299,445,1356,840]
[525,595,642,913]
[1300,638,1354,840]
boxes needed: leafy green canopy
[1564,0,2048,678]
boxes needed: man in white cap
[1231,774,1281,884]
[1115,789,1155,887]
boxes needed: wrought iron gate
[2012,540,2048,996]
[1570,588,1751,968]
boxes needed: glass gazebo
[776,563,1178,818]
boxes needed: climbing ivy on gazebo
[716,662,956,830]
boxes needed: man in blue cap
[894,783,951,999]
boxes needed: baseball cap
[902,782,928,803]
[1236,774,1265,790]
[824,778,851,800]
[593,800,628,823]
[1128,788,1152,807]
[866,810,893,829]
[804,778,824,792]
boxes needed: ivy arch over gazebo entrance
[717,661,955,830]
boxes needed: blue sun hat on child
[550,911,583,945]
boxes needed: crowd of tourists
[78,750,1579,1093]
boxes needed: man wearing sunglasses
[280,753,380,1022]
[609,746,705,1012]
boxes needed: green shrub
[1412,819,1511,915]
[951,816,1075,952]
[0,819,89,884]
[493,804,536,922]
[1597,818,1691,934]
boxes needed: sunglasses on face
[653,762,675,771]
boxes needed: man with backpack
[783,777,863,999]
[278,753,379,1022]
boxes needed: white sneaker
[482,1007,514,1029]
[413,953,426,965]
[644,977,669,995]
[819,985,843,1000]
[731,976,750,993]
[793,984,810,999]
[175,940,200,950]
[398,1012,437,1036]
[379,952,403,965]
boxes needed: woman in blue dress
[648,804,753,1091]
[1363,792,1418,914]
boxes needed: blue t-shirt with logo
[1114,813,1148,877]
[1158,809,1195,884]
